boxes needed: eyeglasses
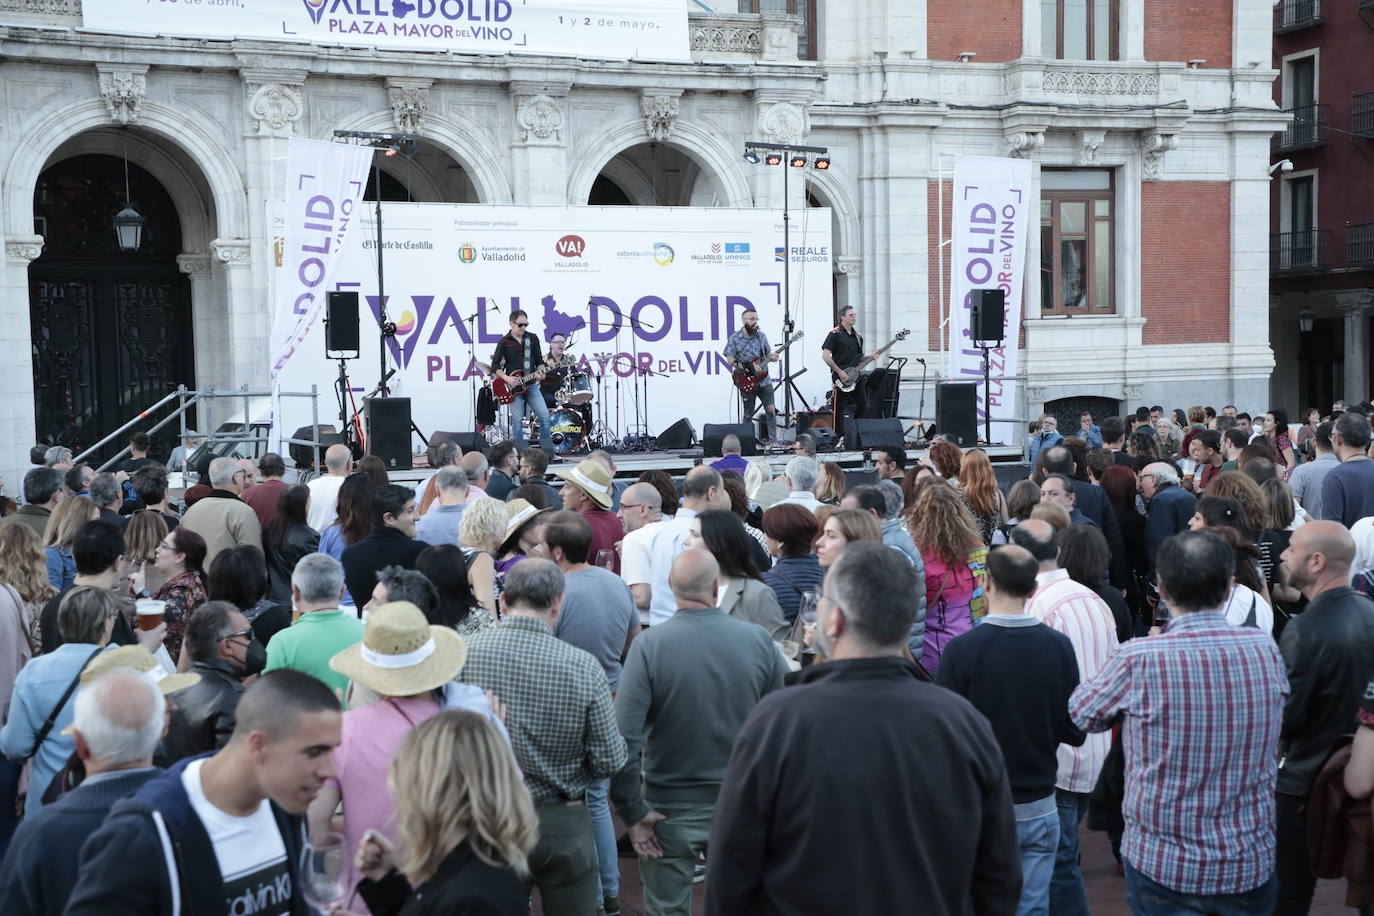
[222,627,253,644]
[618,502,648,511]
[154,541,175,552]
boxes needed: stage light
[789,154,807,168]
[813,156,831,170]
[743,150,761,164]
[384,147,399,157]
[764,152,783,166]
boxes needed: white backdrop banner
[269,138,373,380]
[274,203,834,444]
[78,1,688,61]
[947,155,1033,445]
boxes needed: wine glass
[301,832,346,913]
[595,549,616,570]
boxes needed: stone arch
[568,119,753,208]
[805,167,859,257]
[329,110,512,205]
[594,157,658,207]
[5,98,246,245]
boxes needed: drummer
[539,332,571,409]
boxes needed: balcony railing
[1273,230,1330,273]
[1350,224,1374,269]
[1355,93,1374,138]
[1276,103,1329,150]
[1275,0,1325,30]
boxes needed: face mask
[239,637,267,678]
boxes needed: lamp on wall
[1299,308,1315,333]
[113,143,143,252]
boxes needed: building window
[1040,170,1115,315]
[1041,0,1119,60]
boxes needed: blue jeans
[586,778,619,899]
[1016,808,1059,916]
[0,757,20,861]
[1125,860,1277,915]
[1051,789,1091,916]
[511,387,554,454]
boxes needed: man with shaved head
[616,481,665,623]
[1274,520,1374,913]
[306,442,354,533]
[611,548,787,914]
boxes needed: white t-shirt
[306,474,347,533]
[620,520,664,627]
[1221,584,1274,634]
[643,510,697,626]
[182,758,292,916]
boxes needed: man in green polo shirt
[263,553,362,703]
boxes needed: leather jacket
[1279,586,1374,796]
[160,658,243,766]
[266,523,321,604]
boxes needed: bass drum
[563,372,594,405]
[549,408,586,455]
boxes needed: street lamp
[1299,308,1315,333]
[742,140,831,428]
[114,146,143,252]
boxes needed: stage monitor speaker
[969,289,1006,343]
[365,397,413,470]
[287,425,339,469]
[860,367,902,419]
[797,411,834,433]
[809,427,838,451]
[325,291,361,354]
[702,423,757,457]
[656,418,696,450]
[937,382,979,447]
[843,417,905,451]
[428,431,487,463]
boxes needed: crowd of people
[0,397,1371,915]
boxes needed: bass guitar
[834,328,910,393]
[731,331,804,395]
[492,355,574,405]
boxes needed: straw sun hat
[60,645,201,735]
[329,601,468,697]
[553,457,614,510]
[503,498,553,543]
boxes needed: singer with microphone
[1028,413,1064,464]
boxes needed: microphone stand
[602,304,658,439]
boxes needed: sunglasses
[514,322,529,328]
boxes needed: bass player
[821,305,880,424]
[490,309,555,455]
[722,307,780,443]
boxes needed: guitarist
[722,308,780,443]
[821,305,879,425]
[490,310,555,456]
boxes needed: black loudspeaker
[809,428,838,451]
[656,418,696,450]
[702,423,757,457]
[428,431,488,463]
[937,382,979,447]
[287,425,339,469]
[365,397,413,470]
[969,289,1006,343]
[325,291,361,354]
[843,417,905,451]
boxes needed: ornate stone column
[1337,291,1374,403]
[210,238,258,389]
[2,235,43,480]
[510,81,570,205]
[177,253,223,393]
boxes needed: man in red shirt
[1186,430,1225,493]
[241,453,288,530]
[555,457,623,574]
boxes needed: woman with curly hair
[907,482,986,676]
[928,439,964,483]
[899,463,939,517]
[0,524,54,655]
[1127,431,1161,474]
[958,449,1006,546]
[637,469,680,518]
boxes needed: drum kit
[475,345,618,456]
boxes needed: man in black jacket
[937,544,1084,916]
[1041,446,1127,589]
[706,542,1021,915]
[162,601,252,765]
[1275,521,1374,914]
[340,483,426,613]
[66,670,341,916]
[0,668,166,915]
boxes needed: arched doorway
[30,153,195,458]
[586,143,728,206]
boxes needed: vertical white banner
[948,155,1033,445]
[270,138,372,380]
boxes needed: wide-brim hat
[329,601,468,697]
[503,498,553,542]
[553,458,614,510]
[60,645,201,735]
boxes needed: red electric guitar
[731,331,803,395]
[491,355,574,405]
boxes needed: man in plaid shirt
[1070,531,1289,913]
[459,558,628,916]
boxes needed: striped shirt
[459,615,627,804]
[1069,612,1288,895]
[1025,568,1118,793]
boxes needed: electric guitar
[492,355,574,405]
[731,331,804,395]
[834,329,910,393]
